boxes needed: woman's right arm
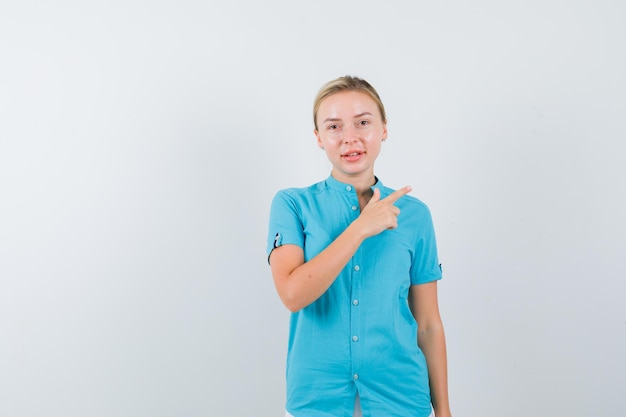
[269,186,410,312]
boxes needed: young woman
[267,76,452,417]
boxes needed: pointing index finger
[382,186,412,205]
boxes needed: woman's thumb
[368,187,381,204]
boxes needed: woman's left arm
[409,281,452,417]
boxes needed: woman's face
[315,91,388,183]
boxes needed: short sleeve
[266,190,305,262]
[409,205,443,285]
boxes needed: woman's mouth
[341,151,364,162]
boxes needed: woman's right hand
[354,186,412,238]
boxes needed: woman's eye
[328,124,339,130]
[359,120,369,126]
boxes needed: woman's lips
[341,151,364,162]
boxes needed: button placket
[347,183,363,386]
[351,264,360,343]
[347,185,359,215]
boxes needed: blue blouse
[267,175,442,417]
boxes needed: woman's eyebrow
[322,112,373,124]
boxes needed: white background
[1,1,625,416]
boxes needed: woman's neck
[330,170,376,195]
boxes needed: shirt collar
[325,174,384,193]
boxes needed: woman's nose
[342,125,358,143]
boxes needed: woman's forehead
[318,91,381,117]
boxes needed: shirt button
[353,373,359,380]
[352,299,359,306]
[354,265,360,271]
[351,205,358,211]
[346,186,352,191]
[352,335,359,342]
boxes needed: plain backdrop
[1,1,625,416]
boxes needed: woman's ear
[315,129,324,149]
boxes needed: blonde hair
[313,75,387,130]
